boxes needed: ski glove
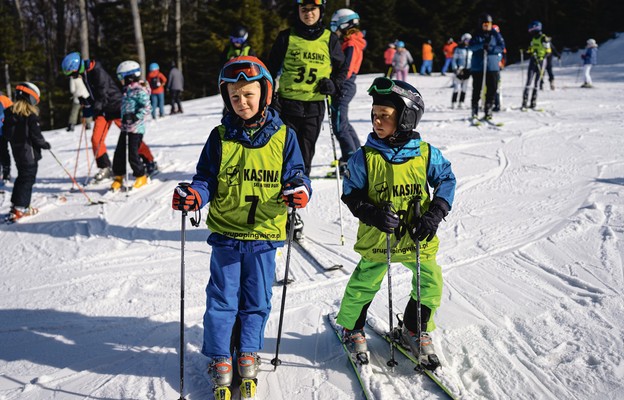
[40,141,51,150]
[172,185,201,211]
[359,203,400,233]
[282,178,310,209]
[410,198,450,242]
[123,113,139,125]
[317,78,336,95]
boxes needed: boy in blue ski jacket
[336,77,455,371]
[171,56,311,393]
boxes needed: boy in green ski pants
[336,77,456,370]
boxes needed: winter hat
[15,82,40,105]
[586,38,597,48]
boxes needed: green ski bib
[207,126,288,241]
[355,142,439,262]
[278,29,332,102]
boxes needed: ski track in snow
[2,41,624,399]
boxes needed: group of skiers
[169,1,454,398]
[2,2,601,397]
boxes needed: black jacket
[82,61,123,119]
[3,108,47,166]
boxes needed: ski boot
[342,328,369,364]
[133,175,148,189]
[145,161,158,176]
[401,326,440,371]
[238,352,260,399]
[7,206,39,223]
[94,167,112,182]
[111,176,124,191]
[550,80,555,90]
[209,357,233,400]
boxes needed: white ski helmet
[460,33,472,43]
[586,38,597,48]
[330,8,360,33]
[116,60,141,82]
[15,82,40,105]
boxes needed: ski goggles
[296,0,323,5]
[230,36,246,45]
[219,60,273,85]
[367,77,421,104]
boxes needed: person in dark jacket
[468,13,505,120]
[267,0,347,178]
[0,93,13,184]
[167,61,184,114]
[2,82,51,222]
[61,52,156,181]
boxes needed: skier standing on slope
[2,83,51,222]
[267,0,347,240]
[61,52,157,181]
[171,56,311,398]
[521,21,551,110]
[110,61,152,191]
[450,33,472,109]
[329,8,367,174]
[146,63,167,119]
[468,13,505,121]
[392,41,414,81]
[581,38,598,88]
[335,77,456,371]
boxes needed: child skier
[2,82,51,222]
[147,63,167,119]
[451,33,473,109]
[170,56,311,398]
[392,41,414,81]
[329,8,367,172]
[335,77,456,371]
[581,38,598,88]
[111,60,152,191]
[522,21,551,110]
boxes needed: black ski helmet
[479,13,493,27]
[230,26,249,44]
[295,0,326,19]
[368,77,425,132]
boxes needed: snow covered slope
[1,35,623,400]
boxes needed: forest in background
[1,0,623,130]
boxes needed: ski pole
[125,132,130,197]
[520,49,525,89]
[480,48,487,111]
[414,200,422,365]
[179,207,187,400]
[324,96,345,246]
[385,207,398,370]
[271,208,297,370]
[72,121,86,190]
[48,149,98,205]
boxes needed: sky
[0,33,623,400]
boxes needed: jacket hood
[344,30,367,51]
[365,132,422,163]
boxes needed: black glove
[483,43,490,51]
[40,141,51,150]
[123,113,139,125]
[410,198,449,242]
[316,78,336,95]
[359,203,400,233]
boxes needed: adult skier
[521,21,551,110]
[468,13,505,121]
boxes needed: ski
[366,316,462,400]
[213,385,232,400]
[295,240,344,271]
[480,118,504,127]
[326,313,374,400]
[239,378,257,399]
[470,117,482,126]
[519,107,545,112]
[3,195,67,224]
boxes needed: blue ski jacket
[469,30,506,72]
[343,132,456,209]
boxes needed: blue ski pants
[331,75,361,162]
[201,245,277,358]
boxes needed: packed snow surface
[1,36,623,399]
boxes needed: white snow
[1,34,623,400]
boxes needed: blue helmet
[395,41,405,48]
[528,20,542,34]
[62,52,84,76]
[149,62,159,72]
